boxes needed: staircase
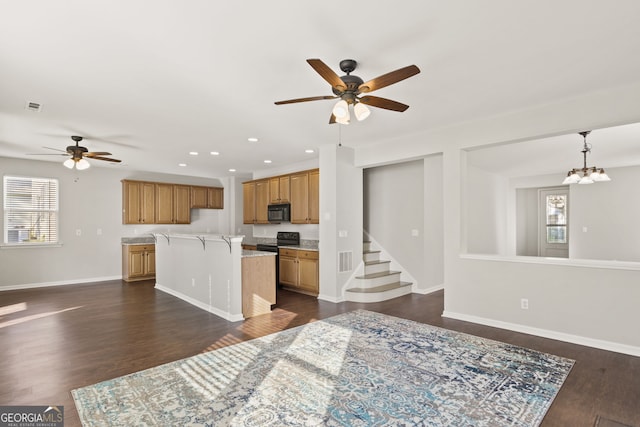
[344,241,413,303]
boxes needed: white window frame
[3,175,60,246]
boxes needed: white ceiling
[2,1,640,178]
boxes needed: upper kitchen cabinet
[191,186,224,209]
[290,169,319,224]
[269,176,290,204]
[122,180,156,224]
[156,183,191,224]
[243,180,270,224]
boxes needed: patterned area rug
[72,310,574,426]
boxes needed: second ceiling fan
[275,59,420,124]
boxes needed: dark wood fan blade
[359,96,410,112]
[84,152,112,157]
[275,95,337,105]
[329,113,336,124]
[43,146,69,153]
[358,65,420,93]
[88,156,121,163]
[306,59,346,92]
[26,153,69,156]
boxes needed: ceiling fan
[28,135,122,170]
[275,59,420,124]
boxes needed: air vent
[25,101,42,112]
[338,251,353,273]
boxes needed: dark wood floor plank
[1,280,639,426]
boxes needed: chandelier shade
[561,131,610,185]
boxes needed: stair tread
[364,260,390,266]
[363,250,381,254]
[346,281,412,293]
[356,271,400,280]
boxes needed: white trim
[0,275,121,291]
[443,310,640,357]
[412,285,444,295]
[318,293,344,303]
[155,283,244,322]
[460,253,640,271]
[1,243,63,249]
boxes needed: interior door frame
[538,186,570,258]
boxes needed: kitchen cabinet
[122,180,156,224]
[156,183,191,224]
[290,169,319,224]
[279,248,319,295]
[191,186,224,209]
[269,175,290,203]
[122,244,156,282]
[243,180,270,224]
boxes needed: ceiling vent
[25,101,42,112]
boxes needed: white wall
[364,160,425,287]
[515,188,538,256]
[0,157,232,289]
[352,80,640,354]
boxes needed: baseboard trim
[155,283,244,322]
[412,285,444,295]
[0,276,122,291]
[442,310,640,357]
[318,293,344,303]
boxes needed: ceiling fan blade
[26,153,69,156]
[359,96,410,112]
[88,156,121,163]
[275,95,337,105]
[306,59,346,92]
[329,114,336,124]
[84,152,113,157]
[42,146,68,153]
[358,65,420,93]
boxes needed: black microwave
[268,203,290,223]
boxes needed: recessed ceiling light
[264,160,272,164]
[210,151,220,156]
[247,137,259,142]
[189,151,198,156]
[229,168,236,172]
[179,163,187,167]
[305,149,315,154]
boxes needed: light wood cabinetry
[122,244,156,282]
[279,248,319,295]
[290,169,319,224]
[241,254,276,318]
[243,180,270,224]
[156,183,191,224]
[122,180,156,224]
[191,186,224,209]
[269,176,290,203]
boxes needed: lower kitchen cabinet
[279,248,318,295]
[122,244,156,282]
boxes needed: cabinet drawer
[279,248,298,257]
[129,244,154,252]
[297,250,318,260]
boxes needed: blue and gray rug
[72,310,574,426]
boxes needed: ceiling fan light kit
[29,135,122,171]
[562,131,611,185]
[275,58,420,124]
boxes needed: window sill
[1,242,63,249]
[460,253,640,271]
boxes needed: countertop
[242,250,277,258]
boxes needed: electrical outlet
[97,228,102,235]
[75,229,81,236]
[520,298,529,310]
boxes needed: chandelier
[562,131,611,185]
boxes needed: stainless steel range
[256,232,300,287]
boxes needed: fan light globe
[354,102,371,121]
[76,158,91,170]
[335,115,350,125]
[332,100,349,118]
[63,158,75,169]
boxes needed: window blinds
[3,176,59,244]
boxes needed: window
[3,176,59,245]
[545,194,567,244]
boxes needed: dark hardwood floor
[1,280,638,426]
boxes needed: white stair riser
[364,262,391,275]
[345,285,412,303]
[354,272,401,288]
[363,252,380,263]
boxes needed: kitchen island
[153,233,276,320]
